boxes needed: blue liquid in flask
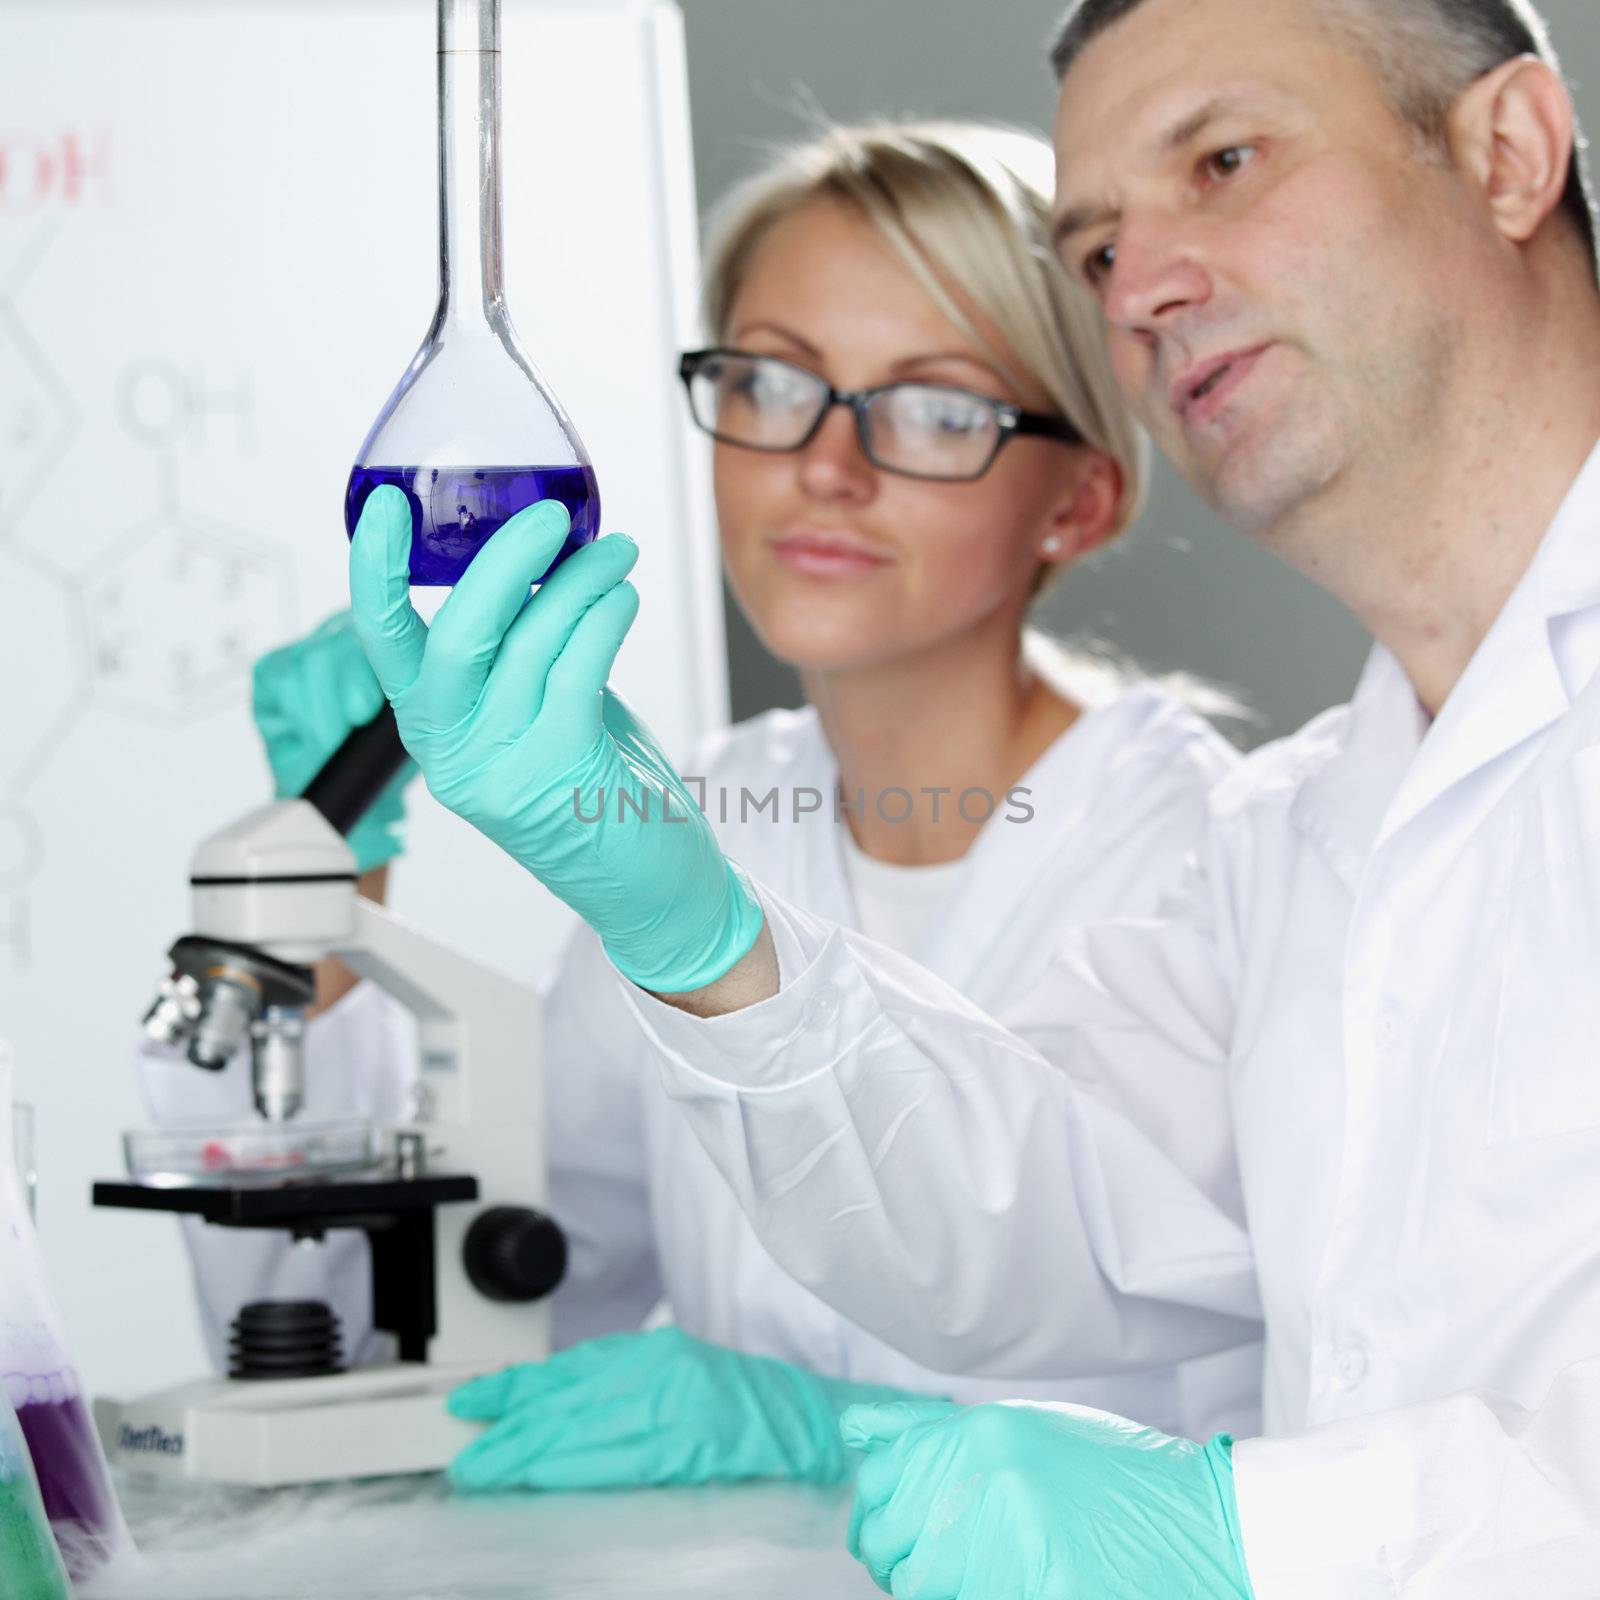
[345,464,601,587]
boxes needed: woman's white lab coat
[622,447,1600,1596]
[139,670,1263,1440]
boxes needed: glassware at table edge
[0,1384,72,1600]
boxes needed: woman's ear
[1044,450,1125,565]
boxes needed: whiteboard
[0,0,722,1397]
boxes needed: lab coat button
[1374,1006,1405,1049]
[1332,1342,1369,1387]
[802,984,842,1028]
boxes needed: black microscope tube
[298,704,410,840]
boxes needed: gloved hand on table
[348,486,764,994]
[446,1326,951,1492]
[841,1398,1256,1599]
[253,610,419,873]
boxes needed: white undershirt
[838,828,974,956]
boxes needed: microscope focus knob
[462,1206,568,1303]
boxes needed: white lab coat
[625,444,1600,1596]
[139,669,1263,1438]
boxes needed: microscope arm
[333,896,543,1132]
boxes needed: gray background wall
[676,0,1599,743]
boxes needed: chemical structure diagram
[0,212,293,970]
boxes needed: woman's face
[713,198,1120,676]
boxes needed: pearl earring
[1041,534,1065,556]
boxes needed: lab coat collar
[1375,434,1600,846]
[1289,434,1600,875]
[1288,648,1424,892]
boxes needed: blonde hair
[699,119,1150,552]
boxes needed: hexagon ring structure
[87,510,293,723]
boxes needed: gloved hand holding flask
[348,485,765,995]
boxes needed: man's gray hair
[1048,0,1596,267]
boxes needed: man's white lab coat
[139,673,1261,1438]
[626,445,1600,1596]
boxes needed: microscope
[92,709,567,1485]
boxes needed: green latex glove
[252,611,419,874]
[842,1400,1256,1599]
[349,485,764,993]
[446,1327,949,1492]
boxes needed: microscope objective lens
[345,464,601,587]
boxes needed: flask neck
[436,0,504,329]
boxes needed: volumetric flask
[0,1388,71,1600]
[346,0,601,586]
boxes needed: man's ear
[1448,54,1574,246]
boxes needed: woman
[142,119,1260,1488]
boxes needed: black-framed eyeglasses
[677,348,1085,483]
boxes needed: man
[348,0,1600,1591]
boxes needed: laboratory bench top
[82,1469,882,1600]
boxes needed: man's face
[1053,0,1473,547]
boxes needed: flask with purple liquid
[346,0,600,586]
[0,1060,129,1584]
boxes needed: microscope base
[94,1363,483,1486]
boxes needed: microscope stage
[93,1173,477,1229]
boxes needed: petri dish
[124,1120,384,1189]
